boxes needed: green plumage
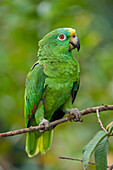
[24,28,80,157]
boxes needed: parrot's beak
[69,35,80,52]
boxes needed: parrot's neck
[38,46,77,62]
[37,46,78,82]
[38,54,78,83]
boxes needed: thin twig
[59,156,110,168]
[59,156,95,165]
[0,104,113,138]
[96,109,107,132]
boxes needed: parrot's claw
[67,108,83,122]
[39,118,50,133]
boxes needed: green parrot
[24,28,80,157]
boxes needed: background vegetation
[0,0,113,169]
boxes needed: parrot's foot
[67,108,83,122]
[39,118,50,133]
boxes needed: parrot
[24,27,81,157]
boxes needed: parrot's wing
[25,62,53,157]
[71,71,80,104]
[24,62,46,127]
[50,72,80,124]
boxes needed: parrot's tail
[25,129,53,157]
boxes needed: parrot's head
[38,28,80,57]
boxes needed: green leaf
[107,122,113,133]
[83,130,109,170]
[95,136,108,170]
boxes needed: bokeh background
[0,0,113,169]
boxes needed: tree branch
[0,104,113,138]
[107,163,113,170]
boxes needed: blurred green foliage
[0,0,113,169]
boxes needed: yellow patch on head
[65,28,76,36]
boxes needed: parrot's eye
[57,34,67,41]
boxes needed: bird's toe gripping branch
[39,118,50,133]
[67,108,83,122]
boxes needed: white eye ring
[57,34,67,41]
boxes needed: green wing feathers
[71,71,80,104]
[24,63,46,127]
[24,63,53,157]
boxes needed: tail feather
[26,129,53,157]
[38,129,53,154]
[26,131,40,157]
